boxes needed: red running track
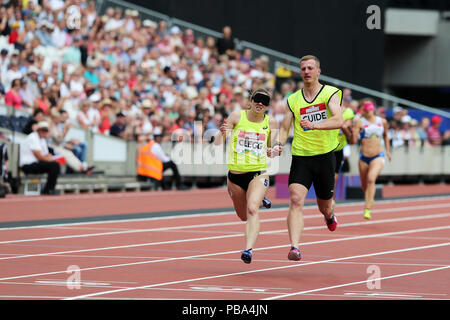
[0,188,449,300]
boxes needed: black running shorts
[288,151,336,200]
[334,149,344,174]
[228,171,263,192]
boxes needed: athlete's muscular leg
[287,183,309,248]
[365,158,384,209]
[245,174,269,250]
[358,160,369,193]
[317,197,335,220]
[227,179,247,221]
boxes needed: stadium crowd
[0,0,449,192]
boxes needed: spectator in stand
[240,48,253,65]
[216,25,236,59]
[48,109,94,174]
[377,106,386,119]
[19,78,34,109]
[400,115,412,146]
[8,21,20,46]
[23,67,40,100]
[4,59,22,92]
[5,78,22,109]
[35,20,54,47]
[110,112,127,139]
[58,109,88,163]
[23,108,45,135]
[416,116,429,147]
[98,98,113,135]
[408,119,421,147]
[84,59,99,85]
[69,70,85,101]
[51,18,68,49]
[442,130,450,146]
[427,115,443,146]
[0,6,10,37]
[77,99,98,132]
[206,112,222,131]
[0,48,9,79]
[33,86,52,115]
[19,121,60,195]
[139,99,155,134]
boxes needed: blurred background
[0,0,449,196]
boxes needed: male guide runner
[272,55,343,261]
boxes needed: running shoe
[287,246,302,261]
[262,197,271,209]
[325,214,338,231]
[241,249,252,264]
[364,208,371,220]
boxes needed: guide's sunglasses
[252,93,271,106]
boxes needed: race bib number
[300,103,328,131]
[235,131,266,157]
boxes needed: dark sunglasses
[252,93,270,106]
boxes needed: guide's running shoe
[241,249,252,264]
[364,208,372,220]
[287,247,302,261]
[262,197,271,209]
[325,214,338,231]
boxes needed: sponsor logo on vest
[300,103,328,131]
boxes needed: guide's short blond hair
[299,55,320,68]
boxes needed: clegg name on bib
[235,131,266,157]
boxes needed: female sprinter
[214,88,278,264]
[351,99,391,219]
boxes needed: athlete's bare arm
[267,117,280,157]
[341,119,353,142]
[271,103,293,156]
[213,110,240,145]
[350,118,362,145]
[278,103,294,145]
[382,118,392,161]
[300,93,343,130]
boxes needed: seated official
[19,121,60,195]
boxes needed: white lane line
[2,195,449,231]
[264,265,450,300]
[1,202,449,244]
[64,242,450,300]
[0,225,448,283]
[1,211,449,261]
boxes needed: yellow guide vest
[287,84,342,156]
[137,140,163,180]
[227,110,270,172]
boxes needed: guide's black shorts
[288,151,336,200]
[334,149,344,174]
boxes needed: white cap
[28,66,40,74]
[89,92,101,102]
[401,115,412,123]
[143,19,157,28]
[170,26,180,34]
[36,121,49,130]
[393,106,403,113]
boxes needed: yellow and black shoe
[364,208,372,220]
